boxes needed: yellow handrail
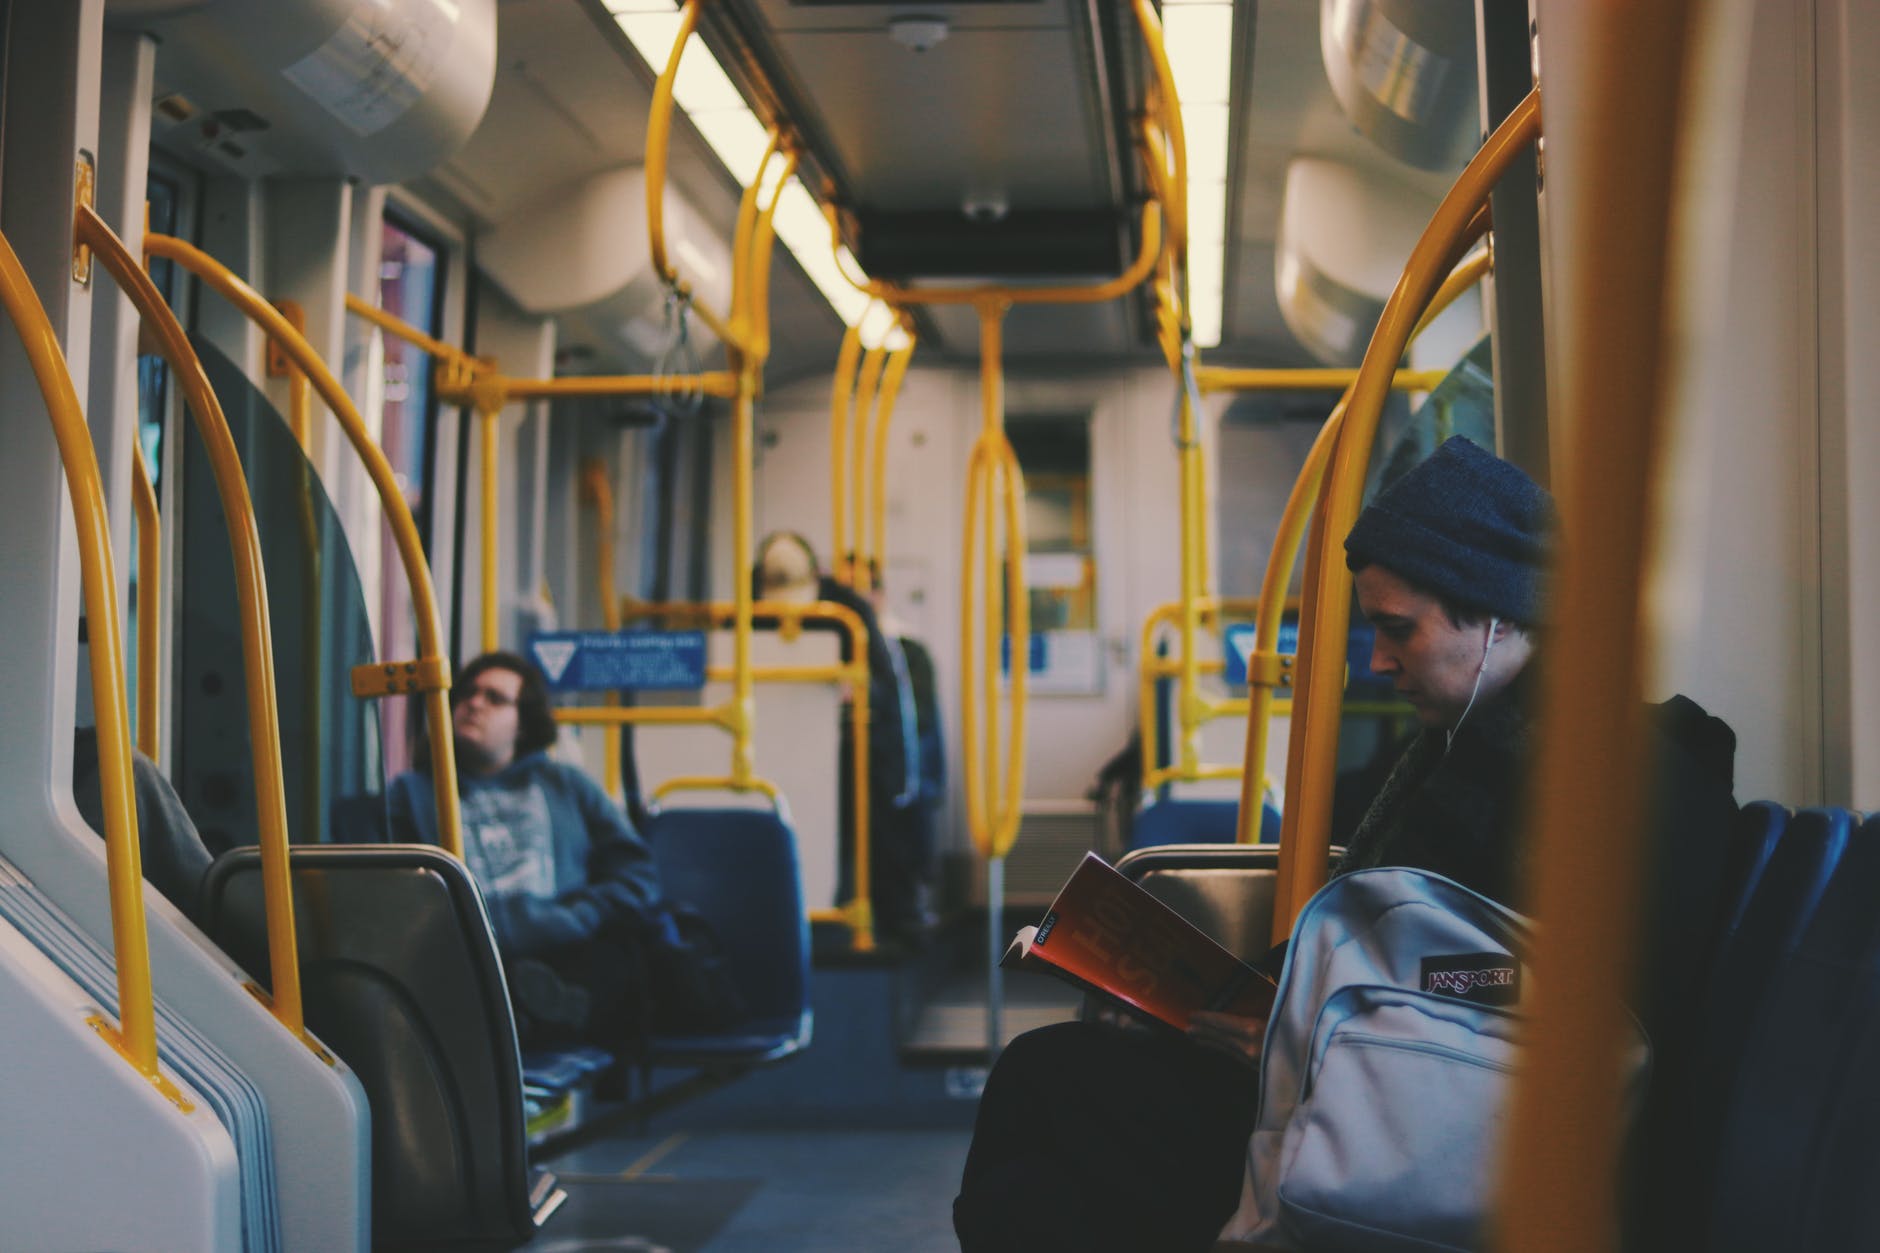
[960,301,1029,859]
[1233,243,1493,850]
[479,404,499,652]
[0,228,167,1088]
[579,459,624,801]
[1136,597,1260,790]
[1272,91,1540,939]
[1196,366,1450,394]
[730,133,784,347]
[1130,0,1188,274]
[1498,6,1700,1244]
[145,231,465,860]
[83,208,314,1046]
[867,334,916,587]
[130,438,161,761]
[848,344,887,585]
[828,321,864,584]
[645,0,734,348]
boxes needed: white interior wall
[742,362,1197,858]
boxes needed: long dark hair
[411,651,559,774]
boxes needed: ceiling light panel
[1160,0,1235,349]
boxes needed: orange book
[1001,852,1277,1031]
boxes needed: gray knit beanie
[1343,436,1552,623]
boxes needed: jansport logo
[1420,953,1521,1007]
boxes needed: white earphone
[1449,616,1502,752]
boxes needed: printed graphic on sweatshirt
[460,782,558,903]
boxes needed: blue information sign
[527,630,708,692]
[1222,621,1299,686]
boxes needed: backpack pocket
[1275,985,1522,1252]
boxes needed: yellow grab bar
[82,208,315,1046]
[1272,90,1540,937]
[1498,7,1700,1243]
[130,438,161,761]
[0,227,169,1089]
[145,231,464,860]
[867,334,916,588]
[828,322,864,583]
[651,774,782,805]
[1196,366,1450,394]
[1130,0,1188,272]
[645,0,734,348]
[959,301,1029,859]
[848,344,887,585]
[479,405,499,653]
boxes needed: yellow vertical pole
[1497,5,1701,1247]
[1176,348,1203,775]
[479,402,499,654]
[130,439,161,761]
[828,322,863,584]
[849,344,887,592]
[978,300,1007,847]
[868,335,916,585]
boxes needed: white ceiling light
[1159,0,1235,349]
[887,16,950,54]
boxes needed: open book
[1002,852,1277,1031]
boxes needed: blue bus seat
[200,844,559,1251]
[1128,798,1282,852]
[1705,808,1874,1251]
[640,807,812,1064]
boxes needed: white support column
[195,174,264,379]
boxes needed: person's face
[452,666,524,774]
[1354,565,1498,729]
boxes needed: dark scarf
[1336,666,1541,910]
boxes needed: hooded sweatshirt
[387,751,662,959]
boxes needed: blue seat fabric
[521,1045,616,1097]
[641,807,812,1063]
[1128,798,1282,851]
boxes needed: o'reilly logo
[1034,911,1059,945]
[1421,952,1521,1007]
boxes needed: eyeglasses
[454,682,519,709]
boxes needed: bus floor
[529,1123,972,1251]
[521,921,1081,1250]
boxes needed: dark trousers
[954,1021,1261,1253]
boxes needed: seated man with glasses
[387,650,677,1048]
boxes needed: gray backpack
[1216,868,1650,1251]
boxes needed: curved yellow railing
[82,208,315,1046]
[866,333,916,589]
[0,228,172,1092]
[1130,0,1188,274]
[1498,5,1700,1244]
[130,438,161,761]
[1270,92,1540,941]
[145,231,465,860]
[1232,243,1493,849]
[645,0,734,348]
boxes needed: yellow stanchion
[145,231,465,861]
[0,227,174,1094]
[828,322,864,584]
[848,344,887,587]
[645,0,734,348]
[1130,0,1188,264]
[1272,93,1539,939]
[1498,5,1702,1245]
[479,403,499,653]
[82,208,318,1051]
[130,439,161,761]
[867,333,917,587]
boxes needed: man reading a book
[955,438,1738,1252]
